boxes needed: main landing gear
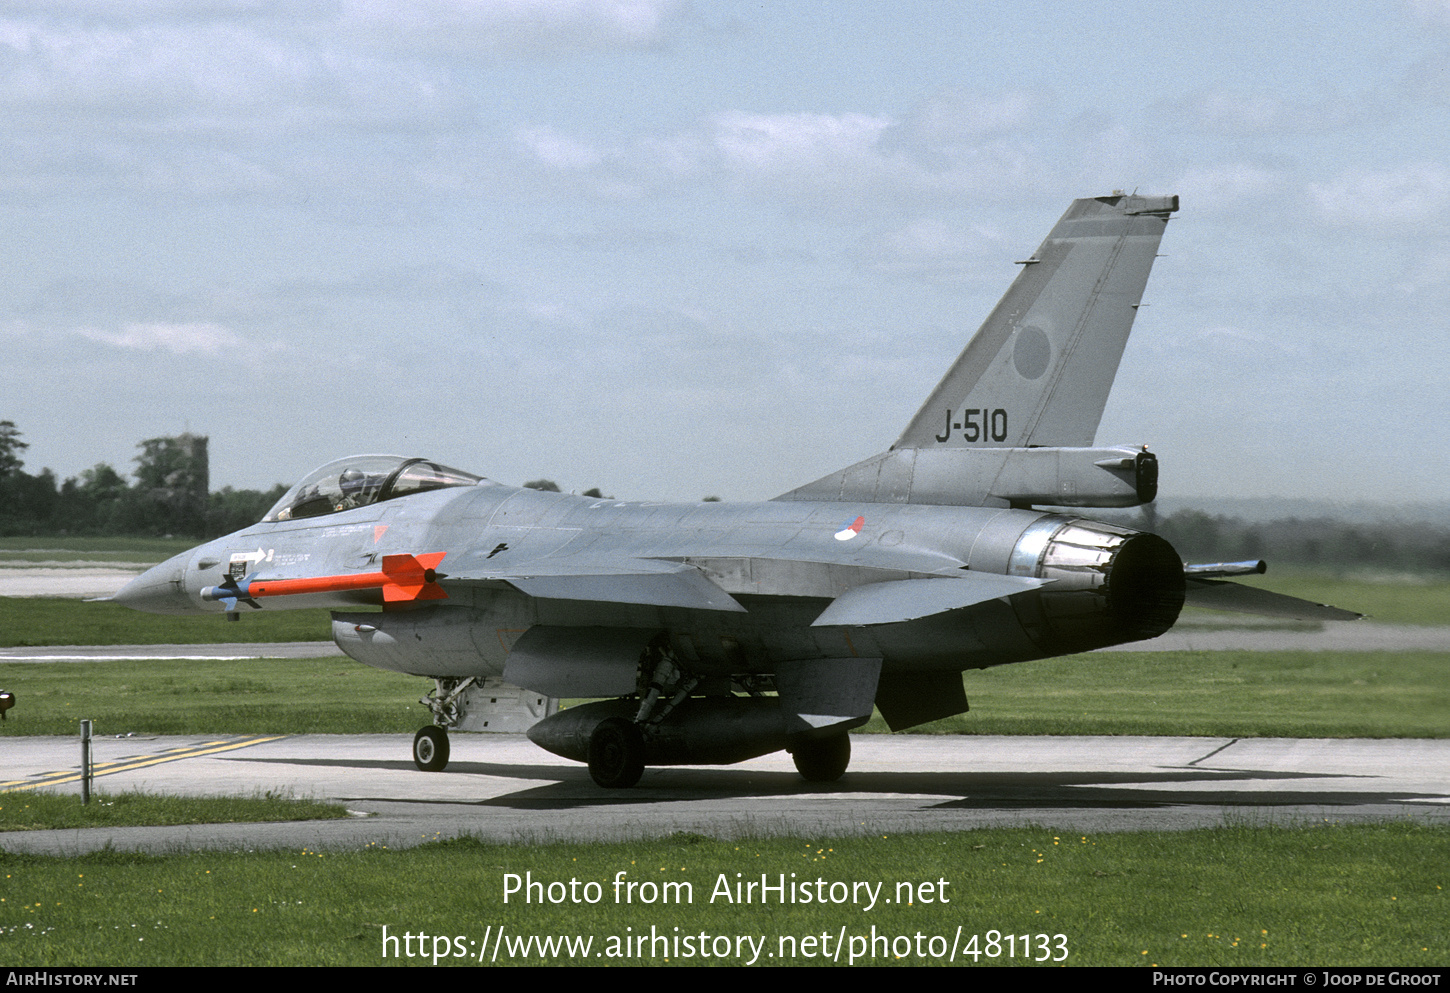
[584,643,698,788]
[789,734,851,783]
[587,718,646,788]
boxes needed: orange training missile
[202,553,447,607]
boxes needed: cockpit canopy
[264,456,486,522]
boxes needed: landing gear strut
[413,725,450,772]
[585,640,700,789]
[411,677,472,772]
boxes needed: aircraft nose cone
[112,551,197,615]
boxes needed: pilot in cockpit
[337,468,382,510]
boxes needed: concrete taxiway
[4,620,1446,854]
[3,733,1447,855]
[0,641,342,662]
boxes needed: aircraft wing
[445,548,1046,626]
[497,561,748,613]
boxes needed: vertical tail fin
[894,193,1178,450]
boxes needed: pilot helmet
[339,468,369,498]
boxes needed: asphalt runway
[4,732,1448,856]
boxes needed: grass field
[0,537,196,558]
[2,825,1445,966]
[0,597,335,647]
[0,656,417,736]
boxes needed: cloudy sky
[4,0,1448,505]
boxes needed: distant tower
[134,433,209,536]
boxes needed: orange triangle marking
[373,525,389,543]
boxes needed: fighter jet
[113,193,1356,788]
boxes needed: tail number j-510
[935,408,1008,443]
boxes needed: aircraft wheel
[792,734,850,782]
[587,718,645,789]
[413,726,450,772]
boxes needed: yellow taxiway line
[0,735,288,792]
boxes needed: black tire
[792,734,850,782]
[587,717,646,788]
[413,725,450,772]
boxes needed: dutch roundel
[834,515,865,541]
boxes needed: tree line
[1129,506,1450,574]
[0,422,283,539]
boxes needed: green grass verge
[1,825,1445,966]
[0,790,349,832]
[0,598,335,647]
[2,650,1446,739]
[0,657,419,736]
[888,649,1450,738]
[0,537,195,557]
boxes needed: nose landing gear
[413,725,450,772]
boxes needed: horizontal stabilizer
[1184,579,1362,622]
[1184,560,1267,578]
[811,574,1046,627]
